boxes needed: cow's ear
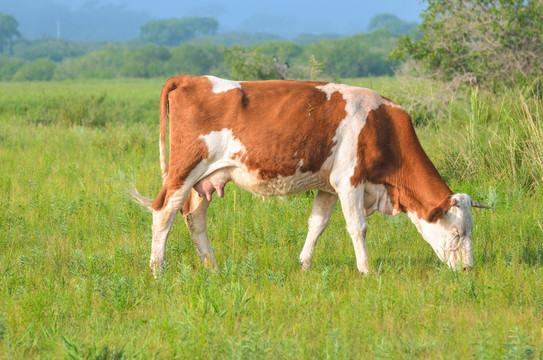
[450,197,459,207]
[427,197,454,222]
[427,206,447,223]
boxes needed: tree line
[1,0,541,88]
[0,13,412,82]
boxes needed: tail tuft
[127,187,154,211]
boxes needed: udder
[193,170,231,202]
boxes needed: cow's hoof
[300,258,312,271]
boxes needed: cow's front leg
[337,185,370,274]
[299,190,338,270]
[182,189,217,269]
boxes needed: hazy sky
[53,0,426,36]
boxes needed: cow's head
[408,193,491,270]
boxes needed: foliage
[257,41,303,64]
[0,12,405,82]
[439,87,543,191]
[0,79,542,358]
[304,30,399,78]
[168,41,227,77]
[293,33,343,46]
[307,55,326,81]
[0,12,20,51]
[367,13,419,35]
[12,58,55,81]
[138,17,219,47]
[53,45,126,80]
[392,0,543,87]
[223,45,276,80]
[120,45,172,78]
[10,38,105,62]
[0,55,24,81]
[197,31,285,47]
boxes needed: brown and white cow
[131,75,490,277]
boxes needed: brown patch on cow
[153,77,348,210]
[351,104,453,222]
[231,81,347,180]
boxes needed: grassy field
[1,77,542,359]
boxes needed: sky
[1,0,426,40]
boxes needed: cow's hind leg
[182,189,217,269]
[336,184,370,274]
[299,190,338,270]
[150,177,205,277]
[150,187,189,277]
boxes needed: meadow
[0,77,542,359]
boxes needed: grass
[1,78,542,359]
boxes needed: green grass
[1,78,542,359]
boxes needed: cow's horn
[471,200,493,209]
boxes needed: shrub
[0,55,24,80]
[12,58,56,81]
[392,0,543,88]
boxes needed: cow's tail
[159,78,177,184]
[127,188,153,211]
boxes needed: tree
[168,41,225,76]
[223,46,276,80]
[392,0,543,87]
[303,31,398,78]
[367,13,418,35]
[138,17,218,46]
[0,12,20,52]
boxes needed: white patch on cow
[317,83,386,187]
[363,183,395,216]
[205,75,242,94]
[199,129,246,164]
[235,168,330,196]
[407,194,474,269]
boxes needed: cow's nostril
[463,265,472,272]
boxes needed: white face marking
[408,194,474,269]
[205,75,242,94]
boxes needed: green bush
[10,39,105,62]
[168,41,226,76]
[224,45,276,80]
[12,58,56,81]
[304,31,398,78]
[53,45,125,80]
[120,44,172,78]
[392,0,543,87]
[0,55,24,80]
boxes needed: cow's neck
[368,104,453,221]
[389,141,453,222]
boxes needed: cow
[130,75,491,277]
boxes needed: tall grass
[436,88,543,191]
[0,79,542,358]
